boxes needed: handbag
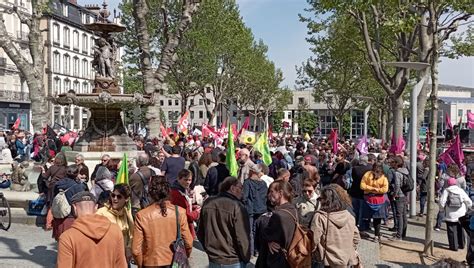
[171,205,190,268]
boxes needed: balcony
[0,90,30,102]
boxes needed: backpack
[447,191,463,208]
[400,172,414,193]
[51,187,72,219]
[136,171,151,209]
[281,209,313,268]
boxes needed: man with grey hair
[74,154,89,185]
[237,148,255,183]
[90,154,110,183]
[130,152,155,217]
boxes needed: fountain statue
[49,1,152,164]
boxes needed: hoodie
[311,210,360,267]
[57,214,127,268]
[243,177,268,215]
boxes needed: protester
[129,153,154,216]
[243,165,268,257]
[275,168,290,182]
[52,164,88,241]
[170,169,200,239]
[237,148,255,183]
[96,184,134,264]
[198,152,213,179]
[74,154,89,186]
[440,177,472,251]
[263,180,297,268]
[132,176,193,267]
[390,156,410,241]
[204,152,230,196]
[349,154,374,229]
[311,184,361,267]
[188,151,204,188]
[417,158,430,216]
[42,152,68,230]
[161,145,186,184]
[90,154,110,183]
[360,162,389,241]
[258,163,274,187]
[293,178,319,228]
[57,191,127,268]
[197,176,251,267]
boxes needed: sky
[81,0,474,89]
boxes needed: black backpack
[400,172,414,193]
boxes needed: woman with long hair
[96,184,134,264]
[132,175,193,267]
[360,162,389,241]
[311,184,361,267]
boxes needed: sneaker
[434,227,441,232]
[388,227,396,232]
[389,236,402,241]
[374,236,382,243]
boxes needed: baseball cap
[70,191,96,204]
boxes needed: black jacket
[197,192,251,265]
[349,164,372,199]
[263,202,297,268]
[204,163,229,196]
[188,160,204,189]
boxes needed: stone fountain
[49,1,152,168]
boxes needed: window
[160,100,164,106]
[82,82,89,93]
[53,52,60,73]
[63,54,70,75]
[73,57,79,76]
[62,3,68,17]
[190,99,194,106]
[199,111,203,119]
[82,59,88,78]
[298,97,305,105]
[175,99,179,106]
[168,100,172,106]
[63,27,70,47]
[73,81,80,92]
[90,37,95,54]
[64,79,71,92]
[190,111,195,119]
[81,12,87,24]
[206,87,211,93]
[54,78,61,94]
[206,99,211,105]
[168,111,173,119]
[53,23,60,43]
[73,31,79,50]
[458,109,463,118]
[82,34,88,53]
[199,99,203,105]
[288,97,293,105]
[54,106,61,123]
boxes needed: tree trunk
[253,114,258,132]
[381,109,388,142]
[180,94,188,115]
[390,95,404,141]
[417,11,433,131]
[424,3,439,255]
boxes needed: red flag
[12,118,21,130]
[397,136,406,153]
[160,123,168,138]
[202,124,219,138]
[388,131,397,154]
[231,124,238,140]
[446,112,453,130]
[268,125,273,140]
[438,135,464,166]
[329,129,338,154]
[458,114,463,128]
[178,111,190,134]
[238,116,250,137]
[467,111,474,129]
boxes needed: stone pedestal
[92,77,120,94]
[74,107,136,152]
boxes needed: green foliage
[444,25,474,59]
[271,111,284,134]
[296,103,318,134]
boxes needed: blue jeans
[209,262,246,268]
[419,192,427,215]
[351,197,364,228]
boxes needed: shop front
[0,102,30,130]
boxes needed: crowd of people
[1,127,474,267]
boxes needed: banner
[202,124,219,138]
[329,129,338,154]
[12,118,21,130]
[356,136,368,155]
[438,135,464,166]
[160,123,168,138]
[446,112,453,130]
[468,111,474,129]
[238,116,250,137]
[177,111,190,134]
[254,131,272,165]
[226,123,238,177]
[239,130,256,144]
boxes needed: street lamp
[385,62,430,218]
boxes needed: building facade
[42,0,101,131]
[0,0,31,130]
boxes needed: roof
[438,97,474,104]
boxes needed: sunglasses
[102,159,109,162]
[110,193,124,199]
[302,190,314,193]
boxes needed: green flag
[115,153,129,185]
[254,131,272,166]
[226,124,239,177]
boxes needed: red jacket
[170,188,199,238]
